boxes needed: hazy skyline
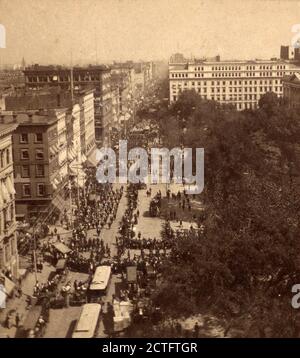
[0,0,300,65]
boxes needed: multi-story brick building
[0,111,65,220]
[2,88,96,163]
[23,65,111,146]
[0,123,19,279]
[169,55,300,110]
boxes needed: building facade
[23,65,111,146]
[0,111,65,221]
[2,88,96,164]
[283,73,300,108]
[169,56,300,110]
[0,123,19,279]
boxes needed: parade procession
[2,0,300,344]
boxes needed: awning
[86,150,98,167]
[0,191,3,209]
[1,181,10,202]
[69,167,77,176]
[68,147,77,161]
[52,242,71,255]
[51,194,65,213]
[6,176,16,195]
[0,273,15,297]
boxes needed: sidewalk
[0,262,55,337]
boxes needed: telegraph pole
[68,179,73,229]
[32,228,38,284]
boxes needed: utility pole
[32,228,38,284]
[68,178,73,229]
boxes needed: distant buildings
[0,88,95,220]
[168,51,300,110]
[280,45,300,61]
[169,53,187,64]
[0,123,19,280]
[23,65,112,146]
[0,69,25,93]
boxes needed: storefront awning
[6,176,16,195]
[68,147,77,161]
[86,149,98,167]
[51,194,65,213]
[81,154,87,162]
[0,191,4,209]
[0,273,15,297]
[1,181,10,202]
[69,167,77,176]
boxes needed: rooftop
[0,123,18,138]
[24,64,111,72]
[0,109,62,126]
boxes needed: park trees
[153,90,300,336]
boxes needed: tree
[152,89,300,337]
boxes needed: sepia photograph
[1,0,300,346]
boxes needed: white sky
[0,0,300,65]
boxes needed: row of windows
[172,79,283,86]
[20,149,44,160]
[27,74,103,82]
[21,164,45,178]
[172,90,260,100]
[173,86,281,93]
[22,183,45,197]
[172,95,259,109]
[189,86,280,92]
[20,133,43,144]
[193,65,286,71]
[171,71,290,78]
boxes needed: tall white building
[0,123,19,280]
[169,56,300,110]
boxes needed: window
[21,165,30,178]
[20,133,28,143]
[21,149,29,160]
[23,184,31,197]
[36,164,44,177]
[35,133,43,143]
[6,149,10,164]
[36,150,44,160]
[37,184,45,197]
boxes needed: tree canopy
[153,89,300,337]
